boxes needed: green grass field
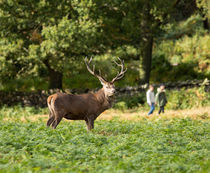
[0,107,209,173]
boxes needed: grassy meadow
[0,106,209,173]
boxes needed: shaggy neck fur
[95,88,111,105]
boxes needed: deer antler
[111,57,127,83]
[85,57,107,83]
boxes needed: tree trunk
[48,68,63,89]
[139,2,154,84]
[43,59,63,89]
[139,36,153,84]
[203,18,209,30]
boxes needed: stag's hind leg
[51,109,65,129]
[52,116,63,129]
[47,112,55,127]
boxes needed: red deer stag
[47,57,127,130]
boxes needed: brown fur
[47,88,113,130]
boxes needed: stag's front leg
[85,117,94,131]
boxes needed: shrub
[113,101,127,111]
[114,87,210,110]
[114,93,146,109]
[166,86,210,110]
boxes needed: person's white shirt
[146,90,155,106]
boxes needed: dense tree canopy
[0,0,209,90]
[0,0,103,89]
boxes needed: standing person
[155,85,167,114]
[146,85,155,115]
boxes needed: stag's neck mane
[95,88,111,105]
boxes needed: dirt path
[4,106,209,122]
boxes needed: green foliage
[113,101,128,111]
[151,25,210,83]
[0,77,48,91]
[0,108,209,173]
[63,57,139,89]
[150,54,172,82]
[32,10,100,71]
[196,0,210,18]
[162,14,205,40]
[166,87,210,110]
[114,93,146,109]
[0,0,102,89]
[0,0,209,90]
[114,87,210,110]
[0,105,48,121]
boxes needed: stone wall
[0,79,209,107]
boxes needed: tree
[0,0,207,90]
[94,0,178,84]
[0,0,102,89]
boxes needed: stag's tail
[47,95,56,127]
[47,95,55,117]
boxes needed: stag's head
[85,57,127,97]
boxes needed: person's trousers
[158,106,165,114]
[148,103,155,115]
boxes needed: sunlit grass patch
[0,106,209,123]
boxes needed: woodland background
[0,0,209,91]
